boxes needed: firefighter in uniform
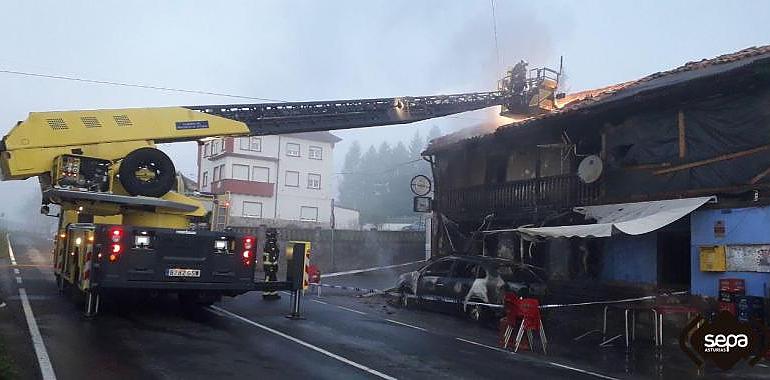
[262,228,281,300]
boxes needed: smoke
[0,1,559,228]
[0,179,57,234]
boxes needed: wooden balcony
[438,174,603,218]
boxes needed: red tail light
[243,236,254,250]
[109,226,123,242]
[242,236,255,266]
[107,226,124,262]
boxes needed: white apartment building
[197,132,341,228]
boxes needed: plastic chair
[501,296,547,354]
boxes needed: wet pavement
[307,264,770,379]
[0,233,630,379]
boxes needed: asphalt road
[0,233,623,380]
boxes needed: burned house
[424,46,770,297]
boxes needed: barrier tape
[320,260,426,279]
[537,291,689,310]
[311,280,688,312]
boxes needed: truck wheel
[118,148,176,197]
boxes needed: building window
[204,142,211,157]
[216,164,225,180]
[251,166,270,182]
[309,146,323,160]
[300,206,318,222]
[286,142,300,157]
[240,137,262,152]
[202,171,208,188]
[307,173,321,189]
[212,140,219,155]
[232,164,249,180]
[213,166,220,182]
[285,171,300,187]
[243,201,263,218]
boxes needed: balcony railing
[438,174,603,215]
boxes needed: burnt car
[395,255,547,322]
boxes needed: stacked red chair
[500,294,546,354]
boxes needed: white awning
[506,196,715,239]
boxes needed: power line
[0,68,288,103]
[489,0,501,72]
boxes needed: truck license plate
[166,268,201,277]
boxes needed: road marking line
[337,305,367,316]
[384,319,427,332]
[311,299,329,305]
[454,337,618,380]
[15,276,23,284]
[456,337,509,353]
[599,334,622,347]
[321,260,425,278]
[13,268,20,275]
[546,362,619,380]
[9,237,57,380]
[206,307,228,317]
[209,306,396,380]
[7,237,17,266]
[20,288,56,380]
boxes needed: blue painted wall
[691,207,770,297]
[601,234,658,284]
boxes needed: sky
[0,0,769,224]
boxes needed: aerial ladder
[0,62,560,315]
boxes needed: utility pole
[330,198,335,271]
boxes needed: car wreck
[396,255,546,321]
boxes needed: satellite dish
[578,155,603,184]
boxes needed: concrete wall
[691,206,770,297]
[333,206,360,230]
[600,234,658,285]
[231,227,425,273]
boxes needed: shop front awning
[494,196,715,239]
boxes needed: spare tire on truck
[118,147,176,197]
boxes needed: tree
[338,141,362,209]
[339,132,446,225]
[389,141,412,217]
[358,145,383,223]
[408,130,424,159]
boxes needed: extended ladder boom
[1,61,560,181]
[187,91,510,136]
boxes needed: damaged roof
[425,45,770,154]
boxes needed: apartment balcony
[211,179,274,197]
